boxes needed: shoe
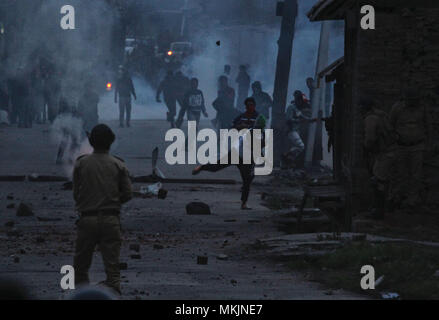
[241,202,252,210]
[192,165,202,175]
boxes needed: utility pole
[272,0,298,167]
[180,0,189,37]
[304,21,331,170]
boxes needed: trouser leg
[17,104,25,127]
[73,217,98,287]
[165,98,176,127]
[10,104,18,124]
[200,150,233,172]
[99,216,122,292]
[119,100,125,126]
[25,104,33,128]
[238,164,254,203]
[48,96,59,123]
[42,101,47,123]
[125,100,131,127]
[392,148,409,205]
[372,186,386,219]
[176,97,184,119]
[187,111,201,128]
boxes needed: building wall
[350,6,439,205]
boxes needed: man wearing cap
[389,89,432,209]
[156,70,177,128]
[73,124,133,294]
[360,97,397,219]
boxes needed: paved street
[0,119,364,299]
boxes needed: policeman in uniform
[360,97,397,219]
[389,89,432,209]
[73,124,133,294]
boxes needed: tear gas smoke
[50,114,90,178]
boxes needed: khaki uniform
[364,109,397,191]
[73,151,132,292]
[389,101,431,207]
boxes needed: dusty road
[0,120,364,299]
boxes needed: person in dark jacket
[176,78,208,128]
[251,81,272,121]
[156,70,177,128]
[235,65,250,111]
[114,66,136,128]
[193,98,264,210]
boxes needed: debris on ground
[132,182,168,199]
[186,202,211,215]
[130,254,141,259]
[62,181,73,190]
[129,244,140,252]
[260,191,303,210]
[37,216,62,222]
[16,203,34,217]
[4,221,15,227]
[7,203,15,209]
[381,292,400,300]
[28,174,69,182]
[197,256,208,265]
[119,263,128,270]
[256,233,439,261]
[217,254,229,261]
[324,290,333,295]
[375,275,385,287]
[268,169,307,187]
[352,234,367,241]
